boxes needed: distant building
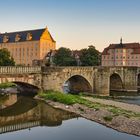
[0,27,56,66]
[102,39,140,67]
[71,50,82,66]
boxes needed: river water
[0,94,139,140]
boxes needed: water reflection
[0,95,139,140]
[0,96,78,134]
[0,94,17,109]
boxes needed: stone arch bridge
[0,66,140,95]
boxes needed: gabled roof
[0,28,46,43]
[102,43,140,55]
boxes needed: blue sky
[0,0,140,51]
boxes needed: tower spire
[120,37,122,44]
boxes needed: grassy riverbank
[0,83,16,89]
[38,90,140,136]
[39,91,140,119]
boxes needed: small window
[15,34,21,42]
[3,35,9,43]
[26,33,32,40]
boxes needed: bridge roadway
[0,66,139,95]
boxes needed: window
[3,35,9,43]
[26,33,32,40]
[15,34,21,42]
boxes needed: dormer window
[26,33,32,40]
[15,34,21,42]
[3,35,9,43]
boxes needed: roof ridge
[0,28,46,35]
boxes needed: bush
[0,83,16,89]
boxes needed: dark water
[116,96,140,105]
[0,95,139,140]
[110,91,140,105]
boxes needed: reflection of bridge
[0,98,77,134]
[0,121,40,134]
[0,66,140,95]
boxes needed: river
[0,94,139,140]
[110,91,140,105]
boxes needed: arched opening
[13,82,40,96]
[63,75,92,94]
[110,73,123,94]
[137,74,140,92]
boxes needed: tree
[53,47,77,66]
[0,48,15,66]
[80,45,101,66]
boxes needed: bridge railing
[0,66,41,74]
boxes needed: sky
[0,0,140,51]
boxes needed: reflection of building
[102,39,140,67]
[0,27,56,66]
[0,99,78,134]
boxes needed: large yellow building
[0,27,56,66]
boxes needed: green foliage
[39,90,102,108]
[53,47,77,66]
[0,82,16,89]
[39,90,78,105]
[80,45,101,66]
[0,48,15,66]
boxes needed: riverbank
[37,91,140,137]
[0,83,17,95]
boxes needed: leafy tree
[0,48,15,66]
[80,45,101,66]
[53,47,77,66]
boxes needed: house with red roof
[102,39,140,67]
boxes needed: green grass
[108,107,140,118]
[0,82,16,89]
[39,90,140,119]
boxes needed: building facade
[0,27,56,66]
[102,40,140,67]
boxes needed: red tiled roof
[102,43,140,55]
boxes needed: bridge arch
[63,75,92,94]
[110,73,123,92]
[13,81,40,96]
